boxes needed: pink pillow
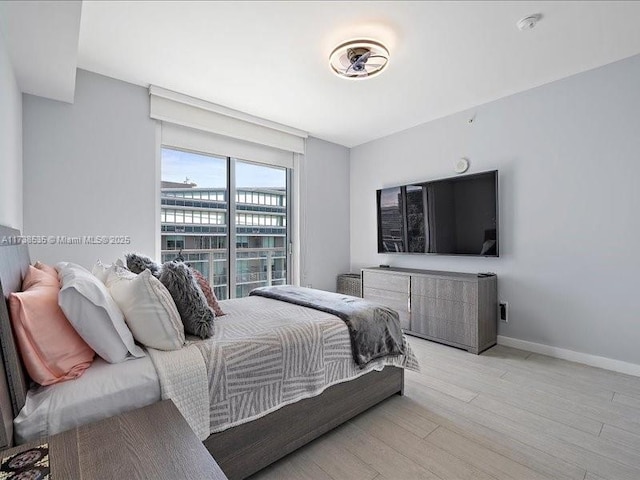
[34,261,58,281]
[9,266,95,386]
[190,268,225,317]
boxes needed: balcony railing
[236,270,287,284]
[162,247,285,261]
[161,247,287,299]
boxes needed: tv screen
[377,170,498,256]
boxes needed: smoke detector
[329,39,389,80]
[517,14,542,31]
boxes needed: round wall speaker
[454,158,470,174]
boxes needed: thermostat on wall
[454,158,470,174]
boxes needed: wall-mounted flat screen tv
[377,170,498,256]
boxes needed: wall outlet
[305,284,312,288]
[499,302,509,322]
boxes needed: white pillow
[57,262,145,363]
[106,267,185,351]
[92,259,124,284]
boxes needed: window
[161,148,290,299]
[236,236,249,248]
[164,236,185,250]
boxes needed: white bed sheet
[14,355,160,444]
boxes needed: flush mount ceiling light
[329,39,389,80]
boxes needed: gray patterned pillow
[158,261,214,339]
[125,253,160,276]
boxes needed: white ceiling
[0,1,81,103]
[5,1,640,147]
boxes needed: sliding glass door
[160,148,290,299]
[234,160,288,298]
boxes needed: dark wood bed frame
[0,224,404,479]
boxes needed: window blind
[149,85,307,162]
[162,123,295,169]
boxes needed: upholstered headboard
[0,225,32,448]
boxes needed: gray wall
[350,54,640,365]
[23,69,158,266]
[0,29,22,230]
[303,137,350,291]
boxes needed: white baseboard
[497,335,640,377]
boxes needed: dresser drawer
[363,287,408,312]
[411,276,477,304]
[411,296,476,324]
[411,315,475,347]
[362,271,409,294]
[362,287,410,330]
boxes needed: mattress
[14,354,160,443]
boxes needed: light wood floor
[249,337,640,480]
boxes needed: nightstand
[1,400,228,479]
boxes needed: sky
[161,148,286,189]
[380,187,401,208]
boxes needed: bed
[0,224,417,479]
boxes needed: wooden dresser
[0,400,228,480]
[362,267,497,354]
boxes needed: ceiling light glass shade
[329,39,389,80]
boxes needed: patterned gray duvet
[195,296,419,434]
